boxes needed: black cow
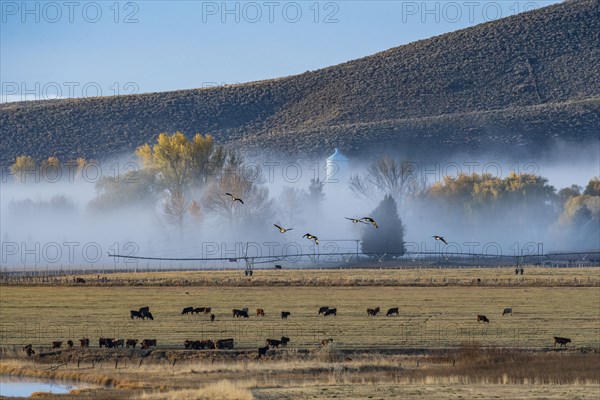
[216,338,234,349]
[79,338,89,348]
[52,341,62,349]
[386,307,399,316]
[233,309,249,318]
[99,338,113,348]
[266,339,282,348]
[141,339,157,349]
[367,307,380,316]
[112,339,124,348]
[324,308,337,316]
[139,306,150,314]
[67,340,74,349]
[258,345,269,358]
[126,339,138,348]
[281,336,290,347]
[23,344,35,356]
[477,315,490,323]
[141,311,154,320]
[210,314,215,322]
[192,307,205,314]
[318,306,329,315]
[130,310,143,319]
[204,307,212,314]
[554,337,571,347]
[281,311,291,319]
[182,307,194,315]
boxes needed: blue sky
[1,0,562,102]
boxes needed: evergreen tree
[361,195,405,258]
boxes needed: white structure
[325,148,349,184]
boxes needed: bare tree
[163,191,187,236]
[278,186,305,227]
[349,156,422,205]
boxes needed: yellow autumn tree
[10,155,36,183]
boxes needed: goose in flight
[361,217,378,228]
[433,235,448,245]
[303,233,319,245]
[225,193,244,204]
[274,224,293,233]
[345,217,367,224]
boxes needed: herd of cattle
[22,304,573,357]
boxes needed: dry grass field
[1,267,599,399]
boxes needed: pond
[0,376,83,397]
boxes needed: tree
[584,177,600,196]
[136,132,217,194]
[10,155,36,182]
[349,156,418,204]
[558,185,582,208]
[360,195,405,258]
[163,191,188,236]
[88,170,159,212]
[277,186,305,227]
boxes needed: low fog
[1,143,599,271]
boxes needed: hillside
[1,0,599,166]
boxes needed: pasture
[1,267,599,399]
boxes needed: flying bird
[361,217,378,228]
[433,235,448,245]
[303,233,319,245]
[225,193,244,204]
[274,224,293,233]
[345,217,367,224]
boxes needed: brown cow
[126,339,138,348]
[256,308,265,317]
[477,315,490,323]
[320,338,333,347]
[216,338,234,349]
[52,341,62,349]
[554,337,571,347]
[204,307,212,314]
[386,307,399,316]
[141,339,157,349]
[367,307,380,316]
[79,338,90,348]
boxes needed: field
[1,267,599,399]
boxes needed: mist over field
[1,141,598,271]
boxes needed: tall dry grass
[137,380,255,400]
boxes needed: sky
[0,0,563,102]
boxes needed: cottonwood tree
[10,155,36,183]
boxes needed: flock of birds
[225,192,448,248]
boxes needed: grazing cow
[258,345,269,358]
[140,339,157,349]
[233,309,249,318]
[192,307,205,314]
[139,306,150,314]
[281,311,291,319]
[52,341,62,349]
[318,306,329,315]
[23,344,35,356]
[112,339,125,348]
[141,311,154,320]
[324,308,337,316]
[130,310,143,319]
[477,315,490,323]
[280,336,290,347]
[554,337,571,347]
[266,339,282,348]
[210,314,215,322]
[256,308,265,317]
[99,338,114,348]
[185,340,215,350]
[203,307,212,314]
[126,339,138,349]
[79,338,89,348]
[275,265,282,269]
[182,306,194,315]
[216,338,234,350]
[367,307,380,316]
[320,338,334,347]
[75,277,86,283]
[386,307,399,316]
[67,340,74,349]
[242,307,249,314]
[502,308,513,316]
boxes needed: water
[0,376,81,397]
